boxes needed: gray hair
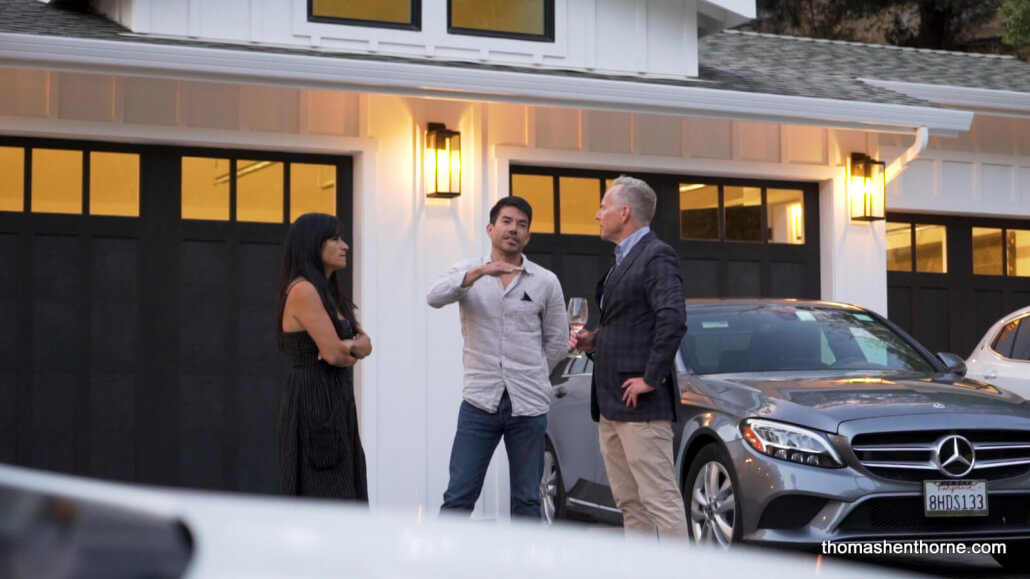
[611,175,656,225]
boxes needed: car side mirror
[937,352,967,376]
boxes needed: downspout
[884,126,929,184]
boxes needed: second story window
[309,0,420,30]
[449,0,554,41]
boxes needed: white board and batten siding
[884,116,1030,217]
[89,0,749,79]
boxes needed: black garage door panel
[727,261,761,297]
[0,233,17,464]
[31,235,82,473]
[914,288,950,355]
[887,213,1030,356]
[770,262,806,298]
[514,167,821,310]
[683,259,719,298]
[0,138,352,495]
[89,236,139,482]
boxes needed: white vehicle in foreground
[0,462,893,578]
[965,305,1030,397]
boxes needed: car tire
[992,541,1030,572]
[685,444,741,548]
[541,439,567,525]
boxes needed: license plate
[923,480,987,517]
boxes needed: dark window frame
[509,165,820,303]
[447,0,555,42]
[681,183,809,246]
[0,140,146,220]
[971,225,1030,278]
[885,221,949,275]
[179,153,341,225]
[307,0,421,31]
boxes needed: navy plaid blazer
[590,231,687,423]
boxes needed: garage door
[0,138,352,493]
[510,166,821,323]
[887,212,1030,357]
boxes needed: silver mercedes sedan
[542,299,1030,572]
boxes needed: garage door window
[0,146,141,217]
[766,188,804,245]
[558,176,601,235]
[0,146,24,212]
[973,227,1030,277]
[886,222,947,273]
[511,173,554,234]
[237,160,284,223]
[182,156,336,223]
[290,163,337,223]
[90,152,140,217]
[1010,230,1030,277]
[724,186,762,242]
[679,184,802,244]
[32,148,82,214]
[181,157,230,221]
[679,184,718,240]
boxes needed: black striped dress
[277,322,368,502]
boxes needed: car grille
[851,430,1030,482]
[838,495,1030,533]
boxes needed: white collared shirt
[427,255,569,416]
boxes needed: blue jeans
[440,391,548,519]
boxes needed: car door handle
[554,386,568,398]
[985,370,997,380]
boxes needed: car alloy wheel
[540,441,565,524]
[687,445,739,548]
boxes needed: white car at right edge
[966,305,1030,397]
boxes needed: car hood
[695,370,1029,433]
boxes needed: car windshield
[680,304,937,375]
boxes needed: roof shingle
[1,0,1027,109]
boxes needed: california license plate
[923,480,987,517]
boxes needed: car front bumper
[725,439,1030,546]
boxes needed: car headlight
[740,418,844,468]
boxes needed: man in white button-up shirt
[428,196,568,520]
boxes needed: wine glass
[568,297,589,358]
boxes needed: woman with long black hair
[275,213,370,501]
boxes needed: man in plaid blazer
[570,175,688,539]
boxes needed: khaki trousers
[599,416,689,540]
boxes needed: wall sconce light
[847,152,886,222]
[425,123,461,198]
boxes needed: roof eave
[861,78,1030,118]
[0,32,973,136]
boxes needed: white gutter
[884,126,928,184]
[861,78,1030,116]
[0,32,974,136]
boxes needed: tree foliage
[751,0,1013,53]
[1002,0,1030,48]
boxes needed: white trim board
[0,32,973,137]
